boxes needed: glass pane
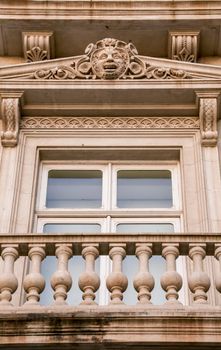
[116,223,174,305]
[117,170,172,208]
[40,223,101,306]
[46,170,102,208]
[116,223,174,234]
[44,223,101,234]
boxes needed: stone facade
[1,1,221,349]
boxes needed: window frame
[36,160,181,213]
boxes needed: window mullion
[107,162,112,211]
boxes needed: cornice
[1,1,221,20]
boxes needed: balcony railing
[0,233,221,308]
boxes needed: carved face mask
[91,45,129,79]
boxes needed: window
[117,170,172,208]
[36,161,182,305]
[46,170,103,208]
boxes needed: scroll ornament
[31,38,192,80]
[200,98,218,146]
[1,98,20,147]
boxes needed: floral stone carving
[32,38,192,80]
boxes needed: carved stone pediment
[1,38,221,81]
[32,38,191,80]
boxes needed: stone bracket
[196,92,220,147]
[168,31,200,62]
[22,32,54,62]
[0,93,23,147]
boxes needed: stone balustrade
[0,233,220,308]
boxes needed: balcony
[0,232,221,349]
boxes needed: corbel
[0,93,23,147]
[22,32,54,62]
[168,31,200,63]
[196,92,220,147]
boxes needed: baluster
[133,244,154,304]
[0,245,18,306]
[78,244,100,305]
[23,245,46,306]
[214,245,221,293]
[188,244,210,304]
[160,244,182,304]
[51,244,72,305]
[106,244,128,304]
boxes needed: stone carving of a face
[91,39,129,79]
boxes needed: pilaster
[196,91,221,232]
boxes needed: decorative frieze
[198,93,219,146]
[168,32,199,63]
[1,94,22,147]
[22,32,54,62]
[20,116,200,130]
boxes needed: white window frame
[37,160,181,213]
[37,163,109,211]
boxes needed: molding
[197,93,220,146]
[168,31,200,63]
[1,1,221,21]
[20,116,200,129]
[22,32,54,63]
[0,93,23,147]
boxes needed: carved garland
[20,116,200,129]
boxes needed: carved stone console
[197,92,220,147]
[168,32,200,62]
[0,93,23,147]
[22,32,54,62]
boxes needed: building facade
[1,1,221,349]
